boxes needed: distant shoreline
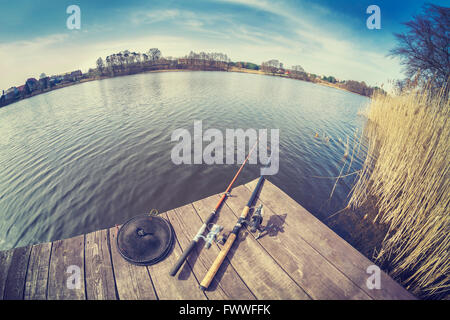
[228,67,369,97]
[1,67,368,109]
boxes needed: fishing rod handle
[199,205,250,290]
[169,241,196,276]
[199,233,237,291]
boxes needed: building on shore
[17,85,27,98]
[5,87,19,102]
[63,70,83,83]
[71,70,83,81]
[39,77,50,90]
[25,78,40,94]
[49,75,63,87]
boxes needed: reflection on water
[0,71,369,250]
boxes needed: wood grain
[24,243,52,300]
[85,229,117,300]
[147,211,207,300]
[3,246,31,300]
[109,225,157,300]
[47,235,85,300]
[0,249,14,299]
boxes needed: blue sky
[0,0,448,90]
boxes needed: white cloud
[0,34,74,89]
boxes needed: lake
[0,71,369,250]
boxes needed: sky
[0,0,448,90]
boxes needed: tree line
[92,49,232,77]
[89,49,384,97]
[258,59,384,96]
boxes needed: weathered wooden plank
[85,229,117,300]
[192,193,311,300]
[246,179,416,300]
[225,183,371,300]
[147,211,207,300]
[47,235,85,300]
[109,225,157,300]
[24,243,52,300]
[167,205,255,300]
[0,249,14,299]
[3,246,32,300]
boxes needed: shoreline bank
[1,68,369,109]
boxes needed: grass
[348,86,449,299]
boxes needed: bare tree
[182,51,230,70]
[148,48,162,61]
[261,59,283,73]
[390,4,450,88]
[96,57,104,74]
[291,65,305,73]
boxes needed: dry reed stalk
[349,87,449,299]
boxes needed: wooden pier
[0,179,415,300]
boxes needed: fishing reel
[249,204,274,240]
[250,204,264,232]
[198,224,224,249]
[217,204,274,244]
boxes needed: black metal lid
[116,214,174,265]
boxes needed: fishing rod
[199,175,265,291]
[169,140,258,277]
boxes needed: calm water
[0,71,369,250]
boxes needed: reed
[349,86,449,299]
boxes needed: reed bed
[349,87,449,299]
